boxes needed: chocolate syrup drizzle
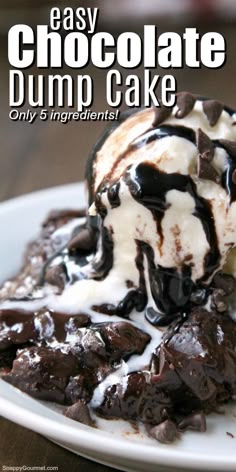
[131,124,196,149]
[128,163,220,274]
[123,163,220,317]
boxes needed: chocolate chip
[213,272,236,295]
[178,411,206,432]
[44,264,67,291]
[197,155,220,183]
[126,280,135,289]
[218,139,236,160]
[153,106,172,127]
[175,92,196,119]
[212,288,228,313]
[149,420,179,444]
[64,400,94,426]
[196,129,214,161]
[203,100,224,127]
[232,169,236,184]
[67,228,96,253]
[190,288,208,305]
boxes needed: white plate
[0,183,236,472]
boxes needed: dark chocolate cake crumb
[152,106,172,127]
[98,322,150,360]
[2,346,79,403]
[175,92,196,119]
[212,288,228,312]
[203,100,224,127]
[213,272,236,295]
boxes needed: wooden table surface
[0,20,236,472]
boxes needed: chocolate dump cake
[1,93,236,444]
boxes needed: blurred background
[0,0,236,204]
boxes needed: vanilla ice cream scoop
[84,94,236,323]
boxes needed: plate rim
[1,379,236,471]
[0,182,83,210]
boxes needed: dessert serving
[0,93,236,444]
